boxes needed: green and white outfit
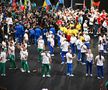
[20,49,30,73]
[0,51,7,76]
[41,52,51,77]
[37,39,45,62]
[8,46,16,69]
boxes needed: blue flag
[46,0,52,6]
[55,2,60,10]
[59,0,64,4]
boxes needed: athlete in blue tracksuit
[42,28,48,44]
[34,26,42,45]
[29,28,35,44]
[14,23,24,44]
[49,26,57,46]
[49,26,56,35]
[57,30,62,47]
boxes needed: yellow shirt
[80,36,85,41]
[70,24,74,27]
[60,26,64,32]
[67,29,72,35]
[76,23,81,30]
[71,29,78,36]
[63,27,67,34]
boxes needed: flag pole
[91,0,93,8]
[71,0,73,9]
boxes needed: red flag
[20,5,25,11]
[92,1,100,7]
[12,0,17,10]
[46,5,49,11]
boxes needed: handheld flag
[24,0,28,9]
[20,0,23,6]
[46,0,52,6]
[43,0,47,7]
[92,1,100,7]
[59,0,64,4]
[42,0,52,11]
[12,0,17,10]
[55,1,60,10]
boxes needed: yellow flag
[43,0,47,7]
[24,0,28,9]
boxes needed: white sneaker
[69,74,74,77]
[77,59,81,62]
[51,54,54,56]
[67,73,70,76]
[42,75,45,77]
[82,62,86,65]
[61,62,64,64]
[46,74,51,77]
[101,77,104,79]
[97,77,101,79]
[104,50,108,53]
[1,74,6,76]
[9,67,13,70]
[90,74,93,77]
[27,71,30,73]
[21,68,25,72]
[86,73,88,77]
[42,88,48,90]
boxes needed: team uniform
[70,35,77,54]
[86,51,93,77]
[49,37,55,56]
[61,40,70,64]
[24,30,29,44]
[41,51,52,77]
[0,49,7,76]
[34,27,42,45]
[46,31,54,50]
[37,36,45,62]
[20,47,30,73]
[66,50,75,77]
[8,43,16,69]
[95,55,105,79]
[98,42,104,55]
[81,42,87,64]
[83,20,88,33]
[83,33,91,49]
[2,41,7,51]
[75,38,82,61]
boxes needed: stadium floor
[0,36,108,90]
